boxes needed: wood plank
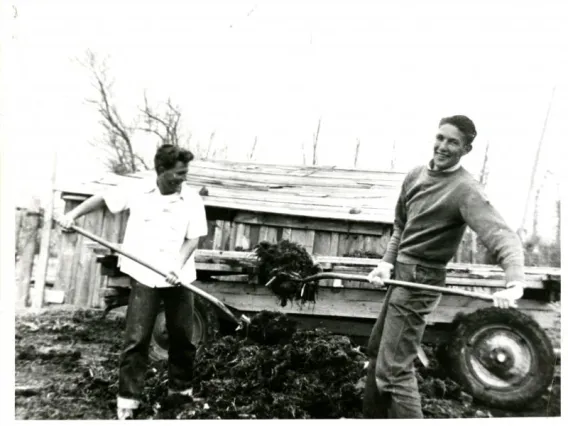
[212,220,224,250]
[337,233,352,257]
[53,201,83,303]
[202,197,394,224]
[96,208,124,307]
[233,212,385,236]
[248,225,261,248]
[234,224,251,250]
[221,220,233,250]
[30,288,65,305]
[228,222,238,250]
[186,159,408,180]
[363,236,374,252]
[204,184,398,200]
[15,199,42,308]
[258,226,278,244]
[330,233,340,256]
[282,227,292,240]
[350,235,367,255]
[76,209,105,307]
[289,229,316,253]
[91,209,120,307]
[313,232,332,255]
[199,188,396,213]
[64,214,87,304]
[170,162,406,186]
[197,264,247,273]
[267,228,278,244]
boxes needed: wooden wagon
[55,159,561,410]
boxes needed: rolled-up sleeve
[185,193,208,240]
[103,185,131,213]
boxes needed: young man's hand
[55,213,76,232]
[165,270,181,286]
[492,281,524,308]
[367,261,393,287]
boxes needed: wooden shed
[54,160,407,308]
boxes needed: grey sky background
[2,0,566,242]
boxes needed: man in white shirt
[57,144,208,420]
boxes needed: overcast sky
[2,0,566,241]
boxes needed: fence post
[15,197,42,309]
[32,149,58,310]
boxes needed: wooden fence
[15,201,62,308]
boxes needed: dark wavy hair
[439,115,477,144]
[154,144,194,172]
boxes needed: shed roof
[57,160,407,224]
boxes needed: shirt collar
[144,180,186,200]
[427,159,462,173]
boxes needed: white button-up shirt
[103,179,208,288]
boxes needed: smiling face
[432,124,472,170]
[156,161,189,195]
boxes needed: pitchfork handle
[285,272,496,302]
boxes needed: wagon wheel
[149,295,220,362]
[446,307,555,410]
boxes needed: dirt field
[15,307,560,420]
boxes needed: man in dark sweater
[362,115,525,418]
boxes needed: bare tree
[353,138,361,168]
[140,91,191,148]
[312,117,321,165]
[81,50,149,174]
[249,136,259,160]
[205,131,216,159]
[520,86,555,239]
[479,140,490,188]
[390,140,397,170]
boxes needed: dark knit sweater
[382,165,525,283]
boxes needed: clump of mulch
[245,310,298,345]
[173,312,366,419]
[254,240,322,306]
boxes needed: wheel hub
[467,326,533,389]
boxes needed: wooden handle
[284,272,496,302]
[66,224,247,325]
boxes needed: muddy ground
[15,307,560,420]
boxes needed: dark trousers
[362,262,446,419]
[118,280,196,402]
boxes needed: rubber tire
[149,295,220,362]
[446,307,555,410]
